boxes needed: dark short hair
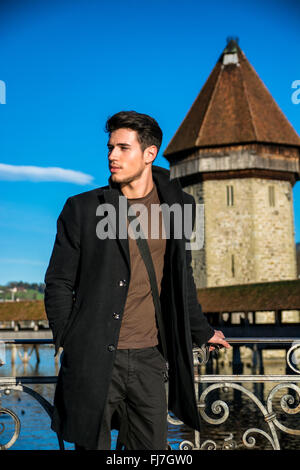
[105,110,163,152]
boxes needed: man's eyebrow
[107,142,132,147]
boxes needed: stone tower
[164,39,300,288]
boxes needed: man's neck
[120,176,154,200]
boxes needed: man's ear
[144,145,158,164]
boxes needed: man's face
[107,128,147,184]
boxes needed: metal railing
[0,338,300,450]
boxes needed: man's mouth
[110,166,121,173]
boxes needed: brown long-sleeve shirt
[117,183,166,349]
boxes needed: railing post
[11,344,17,365]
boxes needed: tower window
[269,186,275,207]
[226,185,234,206]
[231,254,235,277]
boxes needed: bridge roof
[1,279,300,321]
[197,279,300,313]
[0,300,46,321]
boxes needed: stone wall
[184,177,297,288]
[297,243,300,277]
[251,179,297,282]
[183,183,207,287]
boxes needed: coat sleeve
[183,192,215,346]
[44,197,81,354]
[186,246,214,346]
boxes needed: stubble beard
[111,165,145,186]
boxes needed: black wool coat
[44,165,214,449]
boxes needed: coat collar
[97,165,183,268]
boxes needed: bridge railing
[0,338,299,450]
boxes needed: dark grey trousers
[75,346,168,450]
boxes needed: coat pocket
[60,304,81,348]
[151,346,169,382]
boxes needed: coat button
[113,312,120,320]
[107,344,115,352]
[118,279,127,287]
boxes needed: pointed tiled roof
[164,39,300,158]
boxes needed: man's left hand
[207,330,231,351]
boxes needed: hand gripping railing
[0,338,300,450]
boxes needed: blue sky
[0,0,299,284]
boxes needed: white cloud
[0,163,94,185]
[0,258,45,266]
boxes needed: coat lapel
[98,187,131,269]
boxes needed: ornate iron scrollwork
[286,342,300,375]
[0,407,21,450]
[169,342,300,450]
[0,383,64,450]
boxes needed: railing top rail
[0,376,58,385]
[196,374,300,383]
[222,337,300,344]
[1,337,299,345]
[0,339,53,345]
[1,374,300,386]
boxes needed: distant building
[164,39,300,293]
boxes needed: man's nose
[108,148,119,160]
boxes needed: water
[0,344,299,450]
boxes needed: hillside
[0,282,45,301]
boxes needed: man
[44,110,230,450]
